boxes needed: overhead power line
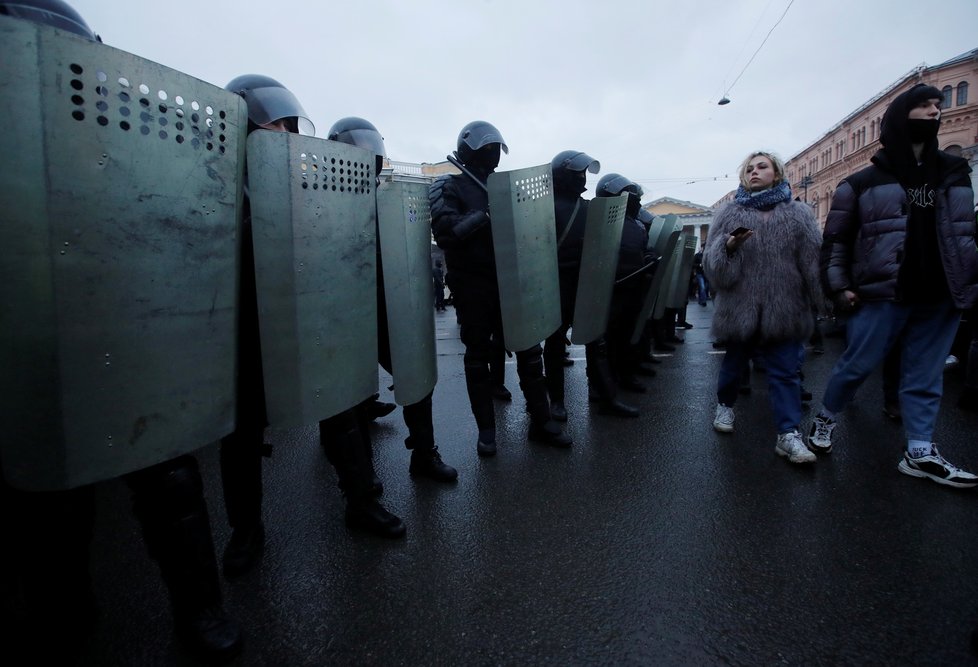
[719,0,797,103]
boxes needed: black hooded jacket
[821,84,978,309]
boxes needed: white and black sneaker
[897,445,978,488]
[807,413,836,454]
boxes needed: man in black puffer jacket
[807,83,978,488]
[429,121,571,457]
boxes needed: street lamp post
[797,174,814,203]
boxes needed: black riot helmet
[224,74,315,136]
[551,150,600,196]
[596,173,643,217]
[1,0,99,41]
[595,173,643,198]
[455,120,508,169]
[328,116,386,174]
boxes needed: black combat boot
[320,412,405,538]
[219,428,268,578]
[404,394,458,482]
[409,446,458,482]
[586,341,640,418]
[521,375,572,448]
[128,457,243,663]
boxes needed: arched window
[957,81,969,106]
[941,85,953,109]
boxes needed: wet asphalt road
[61,302,978,665]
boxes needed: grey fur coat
[703,199,822,343]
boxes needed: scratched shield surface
[247,133,378,426]
[376,180,437,406]
[632,214,683,341]
[487,164,561,352]
[0,16,245,490]
[570,193,627,345]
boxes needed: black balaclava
[462,143,501,178]
[878,83,942,187]
[625,192,642,218]
[553,169,587,197]
[881,83,947,303]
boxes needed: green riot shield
[570,194,628,345]
[246,133,378,426]
[652,233,690,320]
[487,164,561,352]
[630,215,682,343]
[376,180,438,406]
[0,17,246,491]
[666,234,700,309]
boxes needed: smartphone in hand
[731,227,752,237]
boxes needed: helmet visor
[460,125,509,154]
[559,151,600,174]
[333,127,386,157]
[2,3,97,40]
[243,85,315,136]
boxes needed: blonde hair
[738,151,785,189]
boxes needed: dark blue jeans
[717,338,805,433]
[821,299,960,442]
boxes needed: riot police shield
[487,164,561,352]
[570,194,628,345]
[246,132,378,426]
[0,17,246,490]
[376,180,438,406]
[652,232,689,320]
[666,234,700,309]
[630,215,682,343]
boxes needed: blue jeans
[717,338,805,433]
[821,299,961,442]
[695,274,709,305]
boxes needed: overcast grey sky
[70,0,977,206]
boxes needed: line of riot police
[0,2,700,663]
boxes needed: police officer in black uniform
[219,74,313,578]
[545,153,640,419]
[596,173,658,394]
[429,121,571,456]
[0,3,242,661]
[326,116,457,484]
[220,81,406,559]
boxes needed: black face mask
[907,118,939,144]
[468,144,501,171]
[625,193,642,218]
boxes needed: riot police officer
[596,173,658,394]
[219,73,315,578]
[327,117,458,485]
[545,152,640,419]
[221,79,406,560]
[0,2,242,662]
[429,121,571,456]
[543,150,598,421]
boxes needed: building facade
[783,48,978,227]
[643,197,714,248]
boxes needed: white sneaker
[713,404,735,433]
[776,430,816,464]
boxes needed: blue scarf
[734,180,792,210]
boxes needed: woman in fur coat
[703,151,823,464]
